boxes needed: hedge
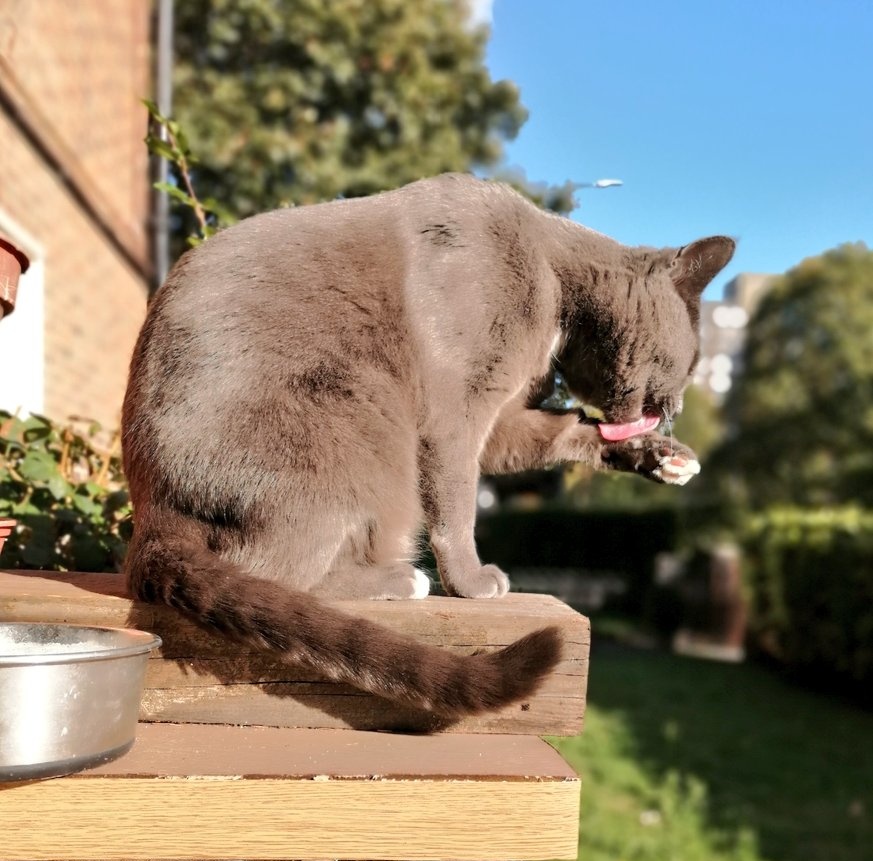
[475,507,680,612]
[743,507,873,697]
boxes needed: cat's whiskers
[662,407,674,456]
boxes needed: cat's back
[143,174,530,337]
[159,173,527,291]
[122,174,546,497]
[130,175,511,398]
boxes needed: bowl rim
[0,623,162,667]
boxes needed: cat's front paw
[601,433,701,486]
[445,564,510,599]
[652,454,701,486]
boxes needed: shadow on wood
[125,601,457,733]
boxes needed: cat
[122,173,734,718]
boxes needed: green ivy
[0,411,131,572]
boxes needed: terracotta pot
[0,235,30,320]
[0,519,16,557]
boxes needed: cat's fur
[122,173,734,718]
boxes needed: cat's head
[557,236,735,426]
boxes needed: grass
[550,642,873,861]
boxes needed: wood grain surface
[0,724,581,861]
[0,570,590,734]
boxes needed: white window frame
[0,210,45,418]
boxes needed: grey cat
[122,173,734,717]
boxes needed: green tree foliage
[713,243,873,507]
[674,384,724,462]
[171,0,570,233]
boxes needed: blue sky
[478,0,873,298]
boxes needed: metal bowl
[0,623,161,781]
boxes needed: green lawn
[551,643,873,861]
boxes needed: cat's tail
[125,516,562,719]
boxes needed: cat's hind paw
[653,454,701,486]
[381,566,432,600]
[322,563,432,600]
[409,567,432,599]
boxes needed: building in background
[0,0,152,427]
[694,273,777,400]
[723,272,776,314]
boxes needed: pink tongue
[598,414,661,441]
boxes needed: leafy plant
[144,98,236,246]
[0,411,131,571]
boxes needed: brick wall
[0,0,151,428]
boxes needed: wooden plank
[0,724,581,861]
[0,571,589,735]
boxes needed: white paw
[653,455,701,486]
[410,568,432,599]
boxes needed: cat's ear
[669,236,736,298]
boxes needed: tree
[711,243,873,507]
[171,0,573,240]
